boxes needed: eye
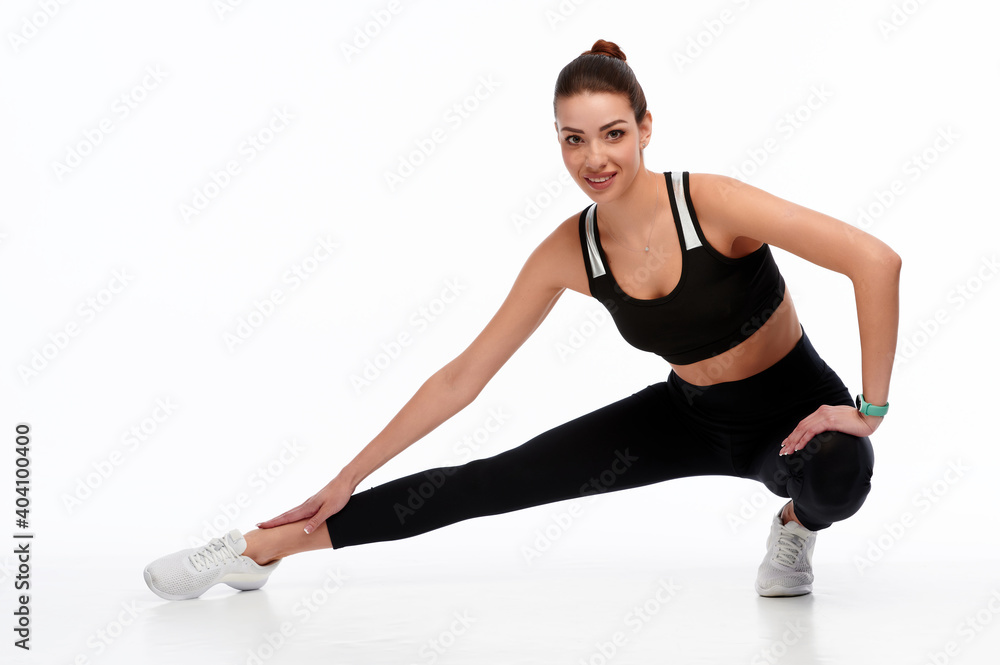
[565,135,582,145]
[608,129,625,139]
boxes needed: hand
[257,475,355,535]
[778,404,880,456]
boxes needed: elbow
[869,246,901,274]
[849,248,901,286]
[883,249,902,278]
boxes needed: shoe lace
[189,536,239,572]
[772,527,805,568]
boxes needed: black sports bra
[578,171,786,365]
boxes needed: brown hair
[553,39,647,125]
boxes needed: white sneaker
[755,502,816,597]
[143,529,280,600]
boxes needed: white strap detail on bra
[584,172,702,279]
[670,171,702,251]
[584,204,606,278]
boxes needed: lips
[584,172,616,190]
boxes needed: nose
[584,143,607,170]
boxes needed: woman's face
[554,91,651,200]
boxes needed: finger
[258,502,314,529]
[303,505,327,535]
[256,508,298,528]
[779,423,806,454]
[780,419,817,455]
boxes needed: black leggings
[325,324,875,547]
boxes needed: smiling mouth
[584,172,616,188]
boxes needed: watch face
[855,394,861,410]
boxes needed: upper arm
[442,217,578,395]
[690,173,902,278]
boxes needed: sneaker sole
[755,582,813,597]
[143,567,273,601]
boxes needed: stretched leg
[324,382,733,549]
[243,518,332,565]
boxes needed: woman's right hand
[256,474,355,535]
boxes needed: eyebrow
[559,119,628,134]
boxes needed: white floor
[9,553,999,664]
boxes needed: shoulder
[687,172,901,276]
[687,172,746,207]
[521,208,591,297]
[533,206,588,257]
[686,171,779,241]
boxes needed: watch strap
[856,393,889,417]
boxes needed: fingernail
[255,523,262,528]
[304,526,311,534]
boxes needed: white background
[3,1,999,663]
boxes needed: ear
[640,110,653,146]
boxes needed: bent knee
[804,430,874,477]
[803,431,875,513]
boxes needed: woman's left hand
[778,404,881,456]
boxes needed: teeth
[587,175,612,183]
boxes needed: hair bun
[584,39,626,62]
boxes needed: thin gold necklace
[600,177,659,253]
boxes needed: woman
[144,39,899,600]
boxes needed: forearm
[335,368,477,491]
[851,252,902,408]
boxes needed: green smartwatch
[855,393,889,417]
